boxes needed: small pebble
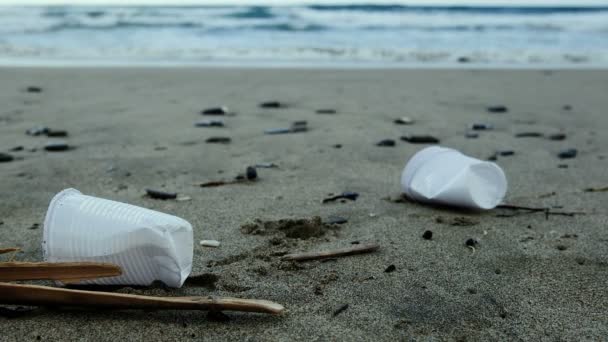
[471,123,493,131]
[422,230,433,240]
[10,146,24,151]
[246,166,257,180]
[201,106,229,115]
[376,139,396,147]
[322,191,359,203]
[498,150,515,156]
[394,117,414,125]
[562,105,572,111]
[384,265,396,273]
[316,109,336,114]
[195,120,224,127]
[548,133,566,141]
[401,135,440,144]
[558,149,577,159]
[260,101,283,108]
[558,164,569,169]
[0,153,14,163]
[457,56,471,63]
[465,132,479,139]
[205,137,231,144]
[333,144,342,149]
[44,142,69,152]
[200,240,221,247]
[146,189,177,200]
[264,128,291,135]
[465,238,479,247]
[487,105,508,113]
[176,196,192,202]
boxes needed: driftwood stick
[0,262,122,282]
[282,243,380,262]
[0,248,20,255]
[0,283,284,315]
[497,204,548,212]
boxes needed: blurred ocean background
[1,4,607,66]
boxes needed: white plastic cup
[43,189,193,287]
[401,146,507,210]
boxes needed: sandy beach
[1,67,607,341]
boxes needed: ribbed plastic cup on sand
[401,146,507,210]
[43,188,193,287]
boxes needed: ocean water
[0,4,607,66]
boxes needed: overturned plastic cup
[401,146,507,210]
[43,188,193,287]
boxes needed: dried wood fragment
[0,262,122,282]
[282,243,379,262]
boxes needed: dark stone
[487,154,498,161]
[486,106,508,113]
[471,123,493,131]
[515,132,543,138]
[465,238,478,247]
[245,166,257,180]
[465,132,479,139]
[260,101,283,109]
[26,126,49,136]
[195,120,224,127]
[457,56,470,63]
[333,144,342,149]
[548,133,566,141]
[322,191,359,203]
[26,86,42,93]
[325,216,348,225]
[558,149,577,159]
[201,107,229,115]
[146,189,177,200]
[28,223,39,230]
[44,142,69,152]
[376,139,396,147]
[498,150,515,156]
[207,311,231,322]
[558,164,568,169]
[9,146,23,152]
[400,135,440,144]
[316,109,336,114]
[422,230,433,240]
[384,265,396,273]
[332,304,349,317]
[46,130,68,137]
[0,153,14,163]
[264,128,291,135]
[562,105,572,111]
[205,137,231,144]
[556,245,568,251]
[290,121,308,132]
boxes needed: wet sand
[1,67,607,341]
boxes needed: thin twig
[0,262,122,282]
[0,283,284,315]
[0,248,20,255]
[282,243,379,262]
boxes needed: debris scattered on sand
[46,130,68,137]
[333,304,349,317]
[583,186,608,193]
[260,101,284,109]
[201,106,229,115]
[422,230,433,240]
[26,86,42,93]
[384,265,396,273]
[465,132,479,139]
[0,153,14,163]
[44,142,70,152]
[558,148,577,159]
[471,123,494,131]
[333,144,342,148]
[205,137,231,144]
[282,243,379,262]
[26,126,49,136]
[255,162,278,168]
[548,133,566,141]
[486,105,508,113]
[199,181,228,187]
[316,109,336,114]
[246,166,257,180]
[9,146,23,152]
[145,189,178,200]
[376,139,396,147]
[515,132,543,138]
[400,135,440,144]
[465,238,479,247]
[322,191,359,203]
[200,240,221,248]
[265,121,308,135]
[325,216,348,225]
[195,119,224,127]
[394,117,414,125]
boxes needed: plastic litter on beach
[201,106,230,115]
[200,240,221,248]
[42,188,193,287]
[401,146,508,210]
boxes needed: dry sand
[0,67,607,341]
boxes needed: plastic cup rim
[43,188,82,261]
